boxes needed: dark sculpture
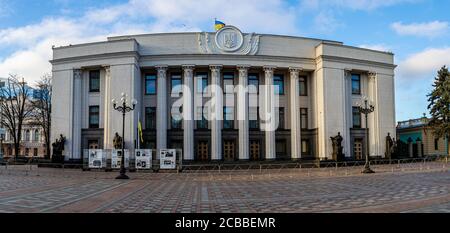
[113,132,123,149]
[330,132,344,161]
[385,133,394,159]
[52,134,66,163]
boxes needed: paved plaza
[0,164,449,213]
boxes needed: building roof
[397,117,429,129]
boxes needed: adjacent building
[0,77,47,159]
[50,26,396,162]
[397,117,449,157]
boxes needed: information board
[160,149,177,170]
[135,149,152,169]
[88,149,104,168]
[111,149,130,169]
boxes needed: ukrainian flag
[138,120,144,144]
[215,19,226,31]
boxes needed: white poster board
[160,149,177,170]
[88,149,104,168]
[135,149,152,169]
[111,149,130,169]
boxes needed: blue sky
[0,0,449,122]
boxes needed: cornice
[316,55,397,69]
[50,51,141,65]
[140,54,316,66]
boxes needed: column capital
[237,65,251,70]
[73,69,82,79]
[156,65,168,76]
[104,66,111,76]
[263,65,276,72]
[368,71,377,79]
[289,67,302,76]
[182,65,195,71]
[155,65,168,71]
[209,64,223,71]
[289,67,302,72]
[344,69,352,77]
[156,65,168,78]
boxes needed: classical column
[343,69,352,159]
[183,65,195,161]
[72,69,83,160]
[103,67,112,149]
[210,65,223,161]
[289,67,302,160]
[368,72,380,157]
[263,66,276,160]
[156,65,168,154]
[237,65,250,160]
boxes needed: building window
[248,74,259,94]
[171,74,182,94]
[34,129,40,142]
[89,70,100,92]
[300,108,308,130]
[223,107,234,129]
[25,130,30,142]
[276,140,287,158]
[301,139,310,155]
[89,106,100,129]
[435,138,439,150]
[274,75,284,95]
[299,76,307,96]
[197,107,208,129]
[33,148,38,157]
[352,74,361,95]
[277,107,285,130]
[249,107,259,130]
[196,73,208,94]
[352,107,361,128]
[145,107,156,130]
[170,140,183,151]
[145,75,157,95]
[223,73,234,94]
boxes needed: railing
[1,155,447,180]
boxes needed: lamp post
[112,93,137,180]
[358,96,375,174]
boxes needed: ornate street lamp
[358,96,375,174]
[112,93,137,180]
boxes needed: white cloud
[0,0,298,84]
[301,0,418,11]
[314,11,342,33]
[391,21,449,38]
[398,47,450,79]
[0,0,11,17]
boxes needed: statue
[113,133,123,149]
[330,132,344,161]
[391,137,397,156]
[385,133,394,158]
[52,134,66,163]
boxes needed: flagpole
[137,112,140,150]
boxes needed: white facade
[50,26,396,162]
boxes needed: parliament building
[50,25,396,162]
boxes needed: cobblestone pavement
[0,165,449,213]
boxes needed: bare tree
[0,75,33,160]
[30,74,52,159]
